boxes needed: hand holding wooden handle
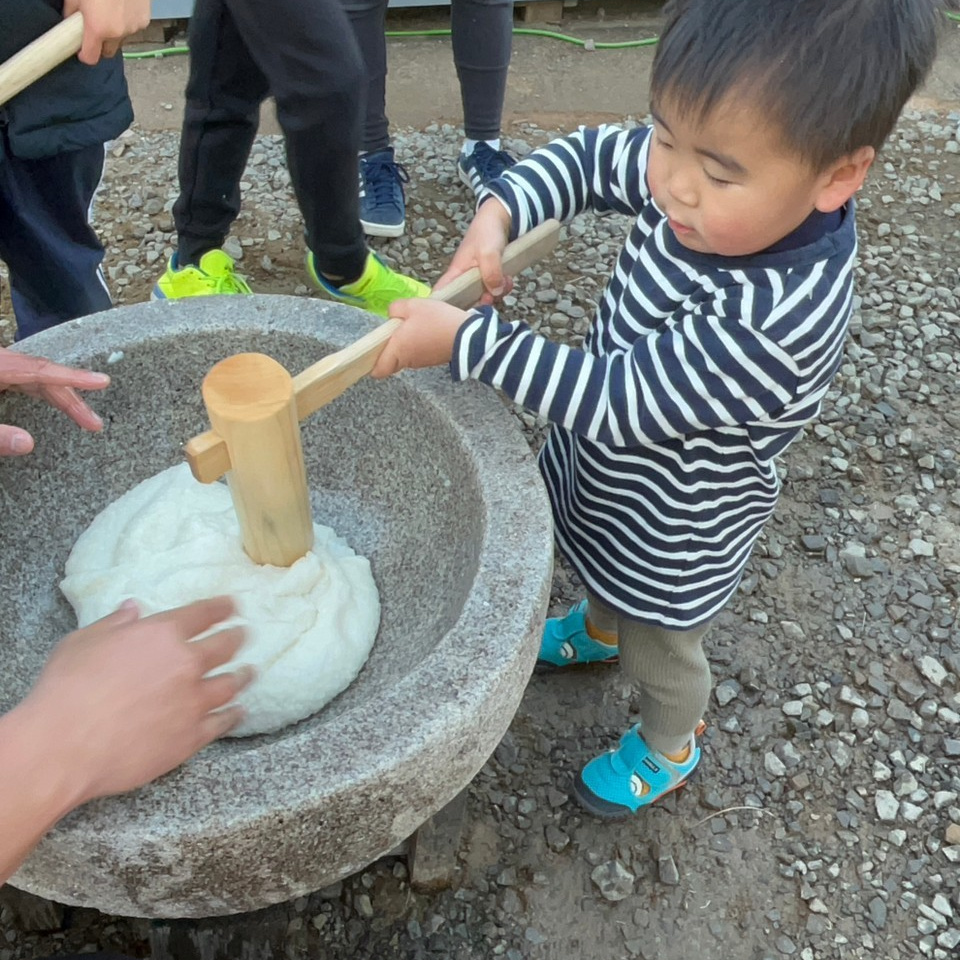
[185,218,563,484]
[0,12,84,108]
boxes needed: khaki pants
[587,592,713,755]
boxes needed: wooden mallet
[185,219,563,568]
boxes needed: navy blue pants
[0,132,112,341]
[342,0,514,152]
[175,0,369,280]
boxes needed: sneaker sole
[534,654,619,674]
[572,767,697,820]
[360,218,405,239]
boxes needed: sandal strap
[539,600,620,666]
[611,727,686,795]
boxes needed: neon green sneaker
[306,250,429,317]
[152,250,253,300]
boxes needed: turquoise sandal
[538,600,620,667]
[573,721,706,819]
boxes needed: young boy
[371,0,946,817]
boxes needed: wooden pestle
[186,218,563,567]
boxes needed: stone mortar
[0,296,554,919]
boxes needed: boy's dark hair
[650,0,950,170]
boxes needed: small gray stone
[222,235,244,260]
[840,547,876,578]
[776,934,798,955]
[658,854,681,886]
[876,790,900,821]
[901,801,923,823]
[869,896,888,929]
[544,824,570,853]
[765,752,788,777]
[933,894,953,918]
[715,679,740,706]
[938,929,960,950]
[591,860,635,901]
[826,740,853,771]
[839,686,868,708]
[918,655,948,687]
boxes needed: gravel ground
[2,105,960,960]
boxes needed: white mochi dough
[60,463,380,737]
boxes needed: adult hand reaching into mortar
[0,596,253,884]
[0,347,110,456]
[64,0,151,64]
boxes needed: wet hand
[20,596,253,805]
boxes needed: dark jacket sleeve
[0,0,133,160]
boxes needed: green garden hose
[122,9,960,61]
[121,26,658,59]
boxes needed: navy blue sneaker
[458,142,517,196]
[358,147,409,238]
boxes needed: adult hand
[19,596,253,806]
[0,348,110,456]
[434,200,513,305]
[64,0,151,65]
[371,300,469,379]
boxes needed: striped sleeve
[483,125,654,239]
[450,298,804,448]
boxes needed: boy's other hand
[20,596,252,806]
[0,348,110,456]
[65,0,151,64]
[371,300,469,378]
[434,200,512,305]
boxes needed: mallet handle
[186,218,563,483]
[0,12,84,108]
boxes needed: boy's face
[647,95,837,257]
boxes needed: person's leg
[226,0,429,310]
[573,614,712,817]
[172,0,269,267]
[452,0,516,194]
[0,135,112,340]
[583,592,619,639]
[159,0,427,313]
[617,619,713,757]
[341,0,390,154]
[223,0,369,280]
[452,0,513,142]
[341,0,408,238]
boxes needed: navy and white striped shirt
[450,125,856,628]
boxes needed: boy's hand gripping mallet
[184,219,563,568]
[0,12,84,107]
